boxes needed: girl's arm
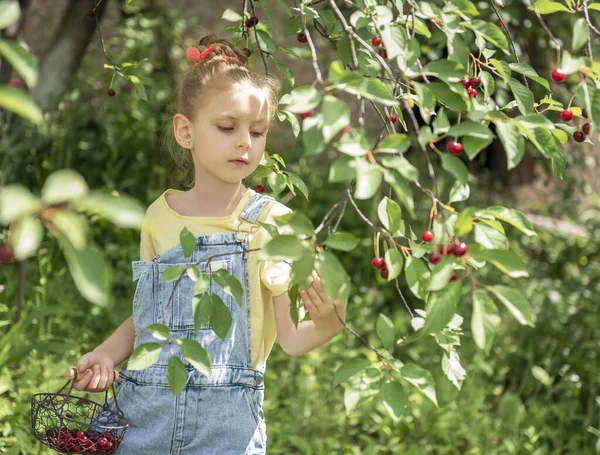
[273,273,346,357]
[93,315,136,366]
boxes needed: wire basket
[31,367,129,454]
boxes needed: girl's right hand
[73,350,116,392]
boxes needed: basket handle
[64,367,120,382]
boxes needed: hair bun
[196,33,248,65]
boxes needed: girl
[72,34,346,454]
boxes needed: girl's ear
[173,113,193,148]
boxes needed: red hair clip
[186,42,239,66]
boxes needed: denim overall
[98,192,276,455]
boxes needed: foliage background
[0,0,599,454]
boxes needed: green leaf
[433,107,450,134]
[384,248,404,281]
[167,356,187,396]
[384,170,416,219]
[376,313,396,350]
[440,153,469,183]
[427,81,468,112]
[128,342,162,370]
[465,20,509,54]
[212,269,244,307]
[414,82,436,124]
[58,234,111,307]
[283,86,322,113]
[400,363,438,407]
[530,0,570,14]
[454,207,475,237]
[41,169,89,205]
[508,63,550,90]
[321,95,350,142]
[180,227,196,259]
[0,40,38,87]
[0,1,20,29]
[0,85,44,126]
[379,23,407,60]
[472,290,501,353]
[161,265,185,282]
[10,216,42,260]
[335,126,370,157]
[52,211,88,250]
[474,222,509,249]
[495,121,525,170]
[258,235,309,261]
[0,184,42,225]
[193,293,212,330]
[423,281,462,335]
[469,249,528,278]
[178,338,211,377]
[490,58,512,83]
[447,121,495,140]
[463,136,492,160]
[377,196,404,236]
[376,134,411,154]
[475,206,536,236]
[449,181,470,203]
[448,0,479,16]
[255,30,276,53]
[380,156,419,182]
[421,59,465,81]
[354,160,382,200]
[210,293,233,340]
[146,323,170,341]
[323,232,360,251]
[428,256,456,291]
[328,61,399,106]
[382,380,407,423]
[333,358,371,388]
[273,211,314,237]
[221,8,243,21]
[488,285,534,326]
[73,191,145,229]
[329,156,356,182]
[404,255,430,300]
[508,78,534,115]
[480,71,495,99]
[315,250,351,305]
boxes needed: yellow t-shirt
[139,187,293,371]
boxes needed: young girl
[72,34,346,454]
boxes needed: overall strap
[236,192,277,238]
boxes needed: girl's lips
[229,160,248,165]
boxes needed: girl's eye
[217,126,266,137]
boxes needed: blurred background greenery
[0,0,599,454]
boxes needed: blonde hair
[164,33,282,188]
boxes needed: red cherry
[469,76,481,88]
[380,267,389,279]
[439,245,452,255]
[497,20,505,28]
[428,251,442,264]
[453,242,468,256]
[10,79,21,87]
[389,114,397,124]
[87,9,96,17]
[467,87,477,98]
[371,36,381,46]
[255,184,265,193]
[582,122,592,135]
[551,68,566,83]
[97,437,110,449]
[447,141,463,155]
[300,110,315,120]
[449,272,457,282]
[573,130,586,142]
[245,16,259,28]
[297,32,307,43]
[561,109,573,121]
[460,78,470,89]
[107,88,116,97]
[378,47,387,58]
[371,257,385,269]
[422,230,433,242]
[0,245,14,264]
[582,108,588,118]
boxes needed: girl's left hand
[299,270,347,331]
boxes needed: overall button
[256,375,263,386]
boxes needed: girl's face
[174,81,271,185]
